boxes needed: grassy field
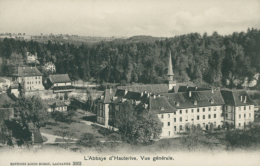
[41,119,103,139]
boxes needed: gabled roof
[221,90,255,106]
[98,89,117,104]
[163,90,225,109]
[49,74,71,83]
[12,66,43,77]
[149,96,177,114]
[117,84,169,94]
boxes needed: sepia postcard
[0,0,260,165]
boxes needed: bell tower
[167,52,176,90]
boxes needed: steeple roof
[167,52,174,76]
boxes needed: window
[214,107,216,111]
[186,110,188,114]
[208,107,211,111]
[168,114,170,118]
[161,114,164,119]
[203,115,205,119]
[174,112,176,115]
[214,114,216,118]
[38,76,40,79]
[169,131,171,136]
[191,109,194,113]
[27,82,29,84]
[168,122,170,126]
[203,123,205,127]
[239,123,241,127]
[197,108,199,113]
[36,81,37,84]
[244,106,246,110]
[35,77,37,79]
[239,107,241,111]
[174,126,176,131]
[249,113,251,117]
[203,108,205,112]
[180,125,182,130]
[249,106,251,110]
[180,117,182,122]
[214,122,216,126]
[180,110,182,114]
[174,118,176,122]
[197,115,200,120]
[239,114,241,119]
[39,81,40,84]
[208,114,211,119]
[162,122,164,127]
[244,114,246,118]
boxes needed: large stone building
[12,66,44,91]
[95,52,255,138]
[221,90,255,129]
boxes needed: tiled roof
[221,90,255,106]
[98,89,117,104]
[49,74,71,83]
[117,84,169,94]
[177,86,211,93]
[163,90,225,109]
[149,96,177,114]
[13,66,43,77]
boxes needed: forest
[0,28,260,89]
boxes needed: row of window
[161,113,217,119]
[239,113,252,118]
[162,114,218,125]
[226,106,251,112]
[176,107,218,115]
[163,122,217,133]
[27,81,41,84]
[27,76,41,79]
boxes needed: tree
[76,133,101,148]
[180,124,206,151]
[51,111,65,124]
[130,113,162,144]
[55,130,76,149]
[114,101,137,138]
[66,110,76,124]
[13,96,49,131]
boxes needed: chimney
[124,89,128,95]
[141,92,143,97]
[240,96,243,102]
[189,91,192,97]
[212,88,214,93]
[186,86,189,89]
[195,87,198,90]
[244,96,247,103]
[153,95,156,99]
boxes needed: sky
[0,0,260,37]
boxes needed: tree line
[0,28,260,88]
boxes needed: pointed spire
[167,52,174,76]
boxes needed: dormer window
[210,99,214,104]
[160,107,164,111]
[175,102,180,107]
[194,100,197,105]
